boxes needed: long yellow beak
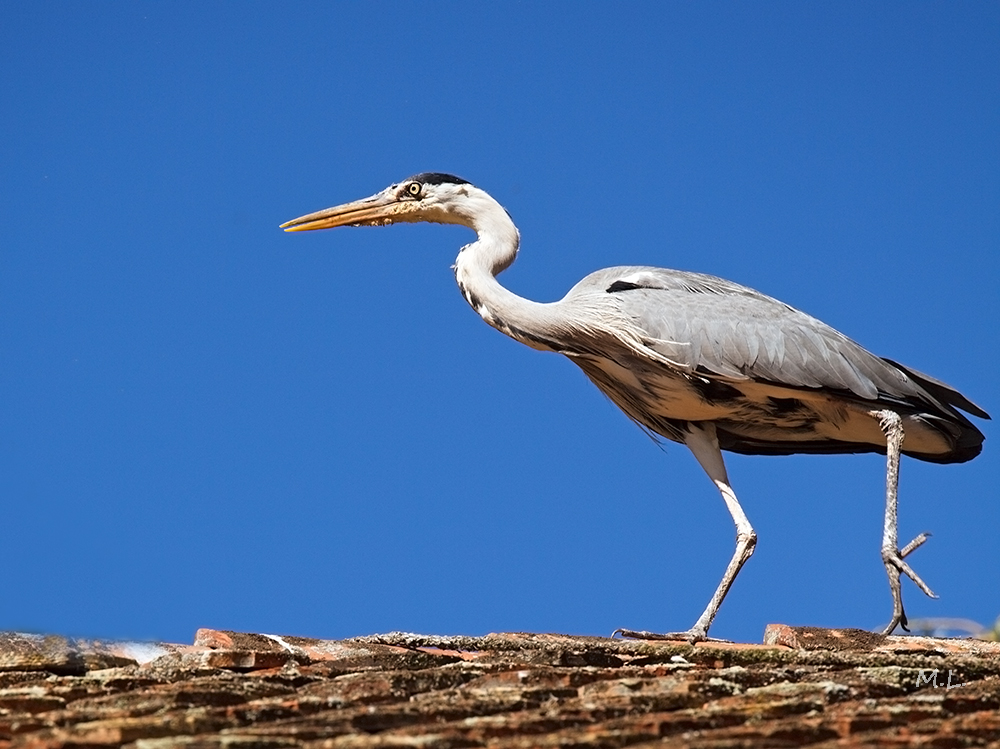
[280,193,401,232]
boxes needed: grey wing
[584,267,923,404]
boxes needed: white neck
[450,189,565,352]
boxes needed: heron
[281,172,989,642]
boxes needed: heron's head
[281,173,486,233]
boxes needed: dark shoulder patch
[409,172,470,186]
[767,397,806,415]
[606,280,642,293]
[695,378,743,404]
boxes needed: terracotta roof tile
[0,626,997,748]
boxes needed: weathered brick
[0,627,997,748]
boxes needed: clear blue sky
[2,3,997,645]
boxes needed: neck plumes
[451,191,562,352]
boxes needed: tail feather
[884,358,991,420]
[881,358,988,464]
[904,414,984,464]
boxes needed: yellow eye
[407,182,422,197]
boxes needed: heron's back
[558,266,988,464]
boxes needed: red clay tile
[1,626,998,747]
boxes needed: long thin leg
[616,423,756,643]
[871,409,937,635]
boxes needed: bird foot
[882,614,908,636]
[612,628,731,644]
[880,532,937,636]
[883,533,938,600]
[899,531,931,560]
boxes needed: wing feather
[592,266,919,404]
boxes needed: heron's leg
[616,423,756,643]
[871,409,938,635]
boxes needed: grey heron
[281,173,989,642]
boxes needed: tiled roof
[1,626,999,748]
